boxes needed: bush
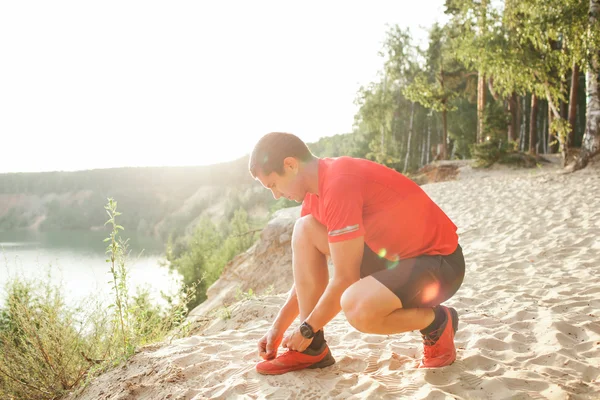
[470,139,507,167]
[0,198,192,400]
[167,207,259,311]
[269,198,298,215]
[0,276,112,400]
[471,139,540,168]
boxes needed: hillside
[0,155,276,240]
[70,159,600,400]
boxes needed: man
[249,132,465,375]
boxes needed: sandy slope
[72,159,600,400]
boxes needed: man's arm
[303,236,363,332]
[271,284,300,333]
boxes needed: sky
[0,1,448,173]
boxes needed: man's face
[255,158,304,202]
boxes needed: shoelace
[422,326,444,357]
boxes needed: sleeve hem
[327,228,365,243]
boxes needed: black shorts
[360,243,465,309]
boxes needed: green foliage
[482,101,509,142]
[403,24,461,114]
[549,118,572,148]
[308,133,369,158]
[0,159,253,236]
[470,139,507,168]
[269,198,298,215]
[0,277,109,400]
[354,26,420,170]
[470,139,539,168]
[166,217,220,310]
[167,207,259,311]
[447,97,477,158]
[218,305,232,320]
[0,207,33,230]
[0,199,192,400]
[100,196,196,359]
[104,198,130,354]
[235,287,256,301]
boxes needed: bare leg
[341,276,435,334]
[360,308,434,335]
[292,215,330,321]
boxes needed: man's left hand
[281,326,313,353]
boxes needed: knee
[292,215,329,254]
[341,284,373,333]
[292,215,314,244]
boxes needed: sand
[72,159,600,400]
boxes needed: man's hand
[281,326,313,353]
[257,328,283,360]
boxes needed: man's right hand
[258,328,283,360]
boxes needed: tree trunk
[547,94,570,165]
[516,95,522,148]
[572,0,600,171]
[403,102,416,174]
[548,106,557,154]
[435,118,442,160]
[560,100,568,121]
[441,105,448,159]
[529,94,539,154]
[568,62,580,147]
[539,100,545,153]
[542,101,548,153]
[477,72,486,143]
[519,95,529,152]
[426,115,432,164]
[420,134,426,167]
[488,76,500,101]
[477,0,488,143]
[508,92,518,143]
[440,63,448,159]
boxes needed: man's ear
[283,157,299,173]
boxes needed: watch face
[299,324,313,338]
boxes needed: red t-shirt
[301,157,458,259]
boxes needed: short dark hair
[249,132,313,178]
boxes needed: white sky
[0,1,448,173]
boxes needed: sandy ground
[72,159,600,400]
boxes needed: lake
[0,230,182,308]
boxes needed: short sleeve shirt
[301,157,458,259]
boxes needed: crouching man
[249,132,465,375]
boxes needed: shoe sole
[256,348,336,375]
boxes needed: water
[0,230,182,308]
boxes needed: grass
[0,198,195,400]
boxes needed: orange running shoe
[256,341,335,375]
[419,306,459,368]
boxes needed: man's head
[249,132,315,202]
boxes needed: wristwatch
[299,321,315,339]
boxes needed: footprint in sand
[499,375,549,392]
[552,321,589,340]
[171,352,210,368]
[472,337,511,352]
[198,343,232,354]
[335,355,367,373]
[422,368,456,386]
